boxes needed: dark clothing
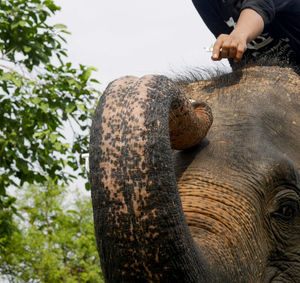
[192,0,300,66]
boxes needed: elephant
[89,62,300,282]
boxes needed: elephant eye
[272,201,299,221]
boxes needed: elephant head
[89,65,300,282]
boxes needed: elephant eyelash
[271,197,300,221]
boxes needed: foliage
[0,0,100,242]
[0,181,104,282]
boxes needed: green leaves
[23,45,32,53]
[11,20,27,29]
[0,182,104,282]
[53,23,67,30]
[0,0,64,69]
[81,66,98,82]
[0,0,101,241]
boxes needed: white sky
[52,0,229,91]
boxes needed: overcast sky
[52,0,229,91]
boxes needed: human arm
[212,8,264,62]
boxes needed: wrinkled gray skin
[89,64,300,282]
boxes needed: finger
[212,35,225,60]
[220,41,231,58]
[228,41,238,59]
[234,43,247,62]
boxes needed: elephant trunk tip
[170,99,213,150]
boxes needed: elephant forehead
[183,65,300,170]
[174,139,299,197]
[184,65,299,103]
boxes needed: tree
[0,0,99,241]
[0,181,104,282]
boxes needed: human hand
[212,33,247,62]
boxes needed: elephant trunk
[89,75,213,282]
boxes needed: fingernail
[213,54,218,58]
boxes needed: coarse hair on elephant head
[89,62,300,283]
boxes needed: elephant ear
[89,75,213,282]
